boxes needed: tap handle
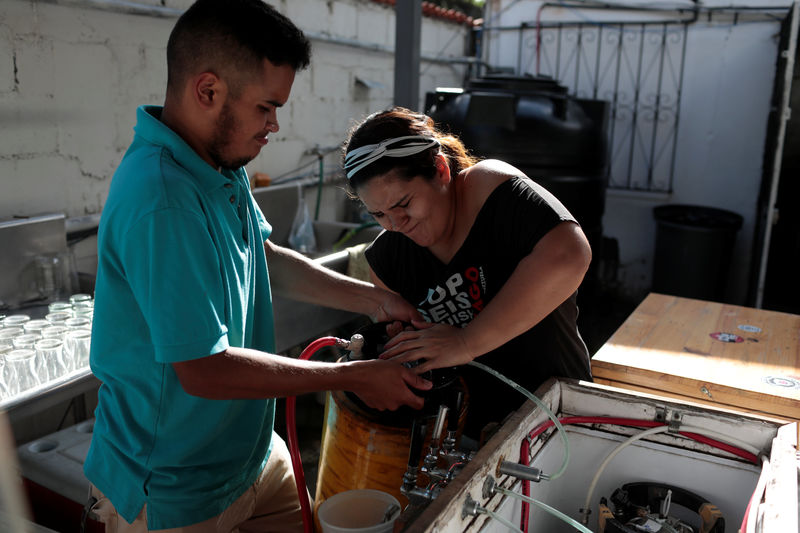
[447,390,464,432]
[431,405,449,448]
[408,418,428,469]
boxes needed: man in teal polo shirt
[83,1,430,531]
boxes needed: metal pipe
[647,22,669,190]
[624,24,646,188]
[314,156,324,221]
[395,0,422,109]
[756,0,799,308]
[517,22,527,73]
[667,23,690,193]
[33,0,182,18]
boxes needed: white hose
[480,506,523,532]
[468,361,570,480]
[746,455,770,533]
[496,486,593,533]
[581,425,671,525]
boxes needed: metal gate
[480,4,790,193]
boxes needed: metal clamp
[668,411,683,433]
[655,407,683,432]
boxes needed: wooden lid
[592,293,800,421]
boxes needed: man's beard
[208,102,253,170]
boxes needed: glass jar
[41,325,68,340]
[0,351,7,400]
[6,348,39,395]
[46,311,73,326]
[48,302,72,313]
[3,315,31,329]
[0,328,23,350]
[12,333,42,350]
[72,303,94,319]
[64,317,92,331]
[23,319,51,335]
[69,294,93,305]
[35,338,67,382]
[64,329,92,371]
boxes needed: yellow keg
[313,322,468,520]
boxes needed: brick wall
[0,0,472,219]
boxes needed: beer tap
[441,390,471,467]
[423,405,449,471]
[401,417,429,502]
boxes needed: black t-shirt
[366,175,592,438]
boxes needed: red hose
[527,416,664,441]
[739,494,752,533]
[519,416,759,533]
[286,336,344,533]
[678,431,758,463]
[520,438,531,531]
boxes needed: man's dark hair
[167,0,311,96]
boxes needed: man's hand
[373,291,423,325]
[348,359,432,410]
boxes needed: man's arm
[169,240,432,410]
[264,239,421,323]
[172,347,431,410]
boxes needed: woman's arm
[378,221,591,373]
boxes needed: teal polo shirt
[84,106,277,529]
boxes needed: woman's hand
[378,319,475,373]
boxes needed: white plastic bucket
[317,489,400,533]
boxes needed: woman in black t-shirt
[343,106,593,438]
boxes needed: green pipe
[332,222,381,251]
[314,156,324,221]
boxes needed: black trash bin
[652,204,743,302]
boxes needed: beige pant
[88,434,309,532]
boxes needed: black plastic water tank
[425,75,610,295]
[652,204,743,302]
